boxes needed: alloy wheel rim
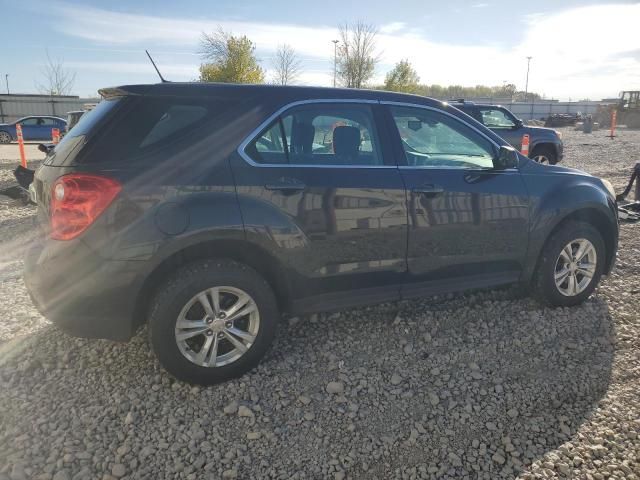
[175,286,260,367]
[0,132,10,143]
[534,155,549,164]
[554,238,597,296]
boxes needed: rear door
[231,100,408,309]
[383,102,529,297]
[39,117,58,140]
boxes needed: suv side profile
[25,84,618,385]
[451,100,564,165]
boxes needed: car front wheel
[0,131,12,144]
[531,145,557,165]
[148,259,278,385]
[533,221,605,307]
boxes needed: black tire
[0,131,12,144]
[533,221,605,307]
[531,145,557,165]
[148,259,278,385]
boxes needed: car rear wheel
[0,131,12,144]
[148,259,278,385]
[531,145,557,165]
[533,221,605,307]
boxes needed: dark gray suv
[452,100,564,164]
[24,83,617,385]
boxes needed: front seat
[333,126,361,164]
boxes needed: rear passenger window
[245,103,383,166]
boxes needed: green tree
[199,29,264,84]
[383,59,420,93]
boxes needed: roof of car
[99,82,447,109]
[16,115,66,121]
[450,101,508,109]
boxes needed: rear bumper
[24,236,144,341]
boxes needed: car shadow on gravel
[0,292,615,479]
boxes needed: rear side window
[245,103,383,166]
[78,97,234,165]
[139,105,207,148]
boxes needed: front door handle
[265,178,306,193]
[412,184,444,196]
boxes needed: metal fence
[446,97,610,120]
[0,94,100,123]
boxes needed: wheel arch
[0,129,13,142]
[133,239,292,331]
[528,206,617,284]
[529,141,559,159]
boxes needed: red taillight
[50,173,121,240]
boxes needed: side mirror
[494,145,519,169]
[514,119,524,128]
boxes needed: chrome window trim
[380,100,520,171]
[237,99,397,169]
[398,165,519,172]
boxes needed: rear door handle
[265,178,306,192]
[412,184,444,196]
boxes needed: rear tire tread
[147,258,278,385]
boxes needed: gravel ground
[0,129,638,480]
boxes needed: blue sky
[2,0,639,99]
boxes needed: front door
[478,106,522,150]
[18,118,40,140]
[384,103,530,296]
[231,101,408,309]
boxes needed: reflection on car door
[384,103,530,297]
[231,101,408,311]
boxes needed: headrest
[291,122,315,154]
[333,126,361,158]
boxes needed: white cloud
[380,22,407,34]
[472,3,490,8]
[46,2,640,99]
[66,61,198,77]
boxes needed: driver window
[479,108,515,129]
[390,106,495,169]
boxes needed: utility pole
[4,74,9,95]
[332,40,339,87]
[524,56,532,102]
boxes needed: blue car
[0,116,67,144]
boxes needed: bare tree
[336,22,379,88]
[271,44,303,85]
[36,50,76,96]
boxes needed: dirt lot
[0,129,638,480]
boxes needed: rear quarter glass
[73,96,237,166]
[44,98,122,166]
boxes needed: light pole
[4,74,9,95]
[332,40,339,87]
[524,56,532,102]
